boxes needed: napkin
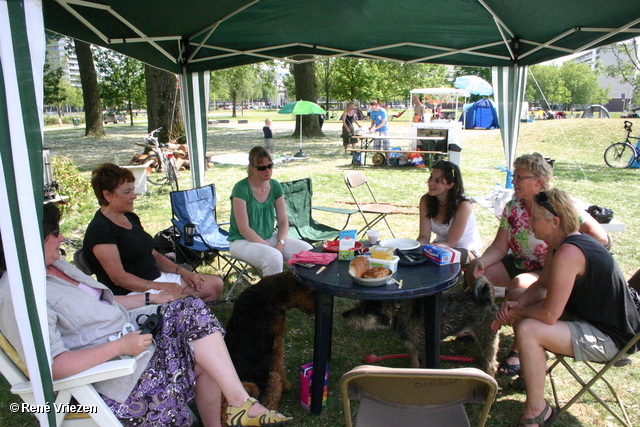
[287,250,338,266]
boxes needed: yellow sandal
[226,397,293,426]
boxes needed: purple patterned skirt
[102,296,224,426]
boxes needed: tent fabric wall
[179,71,210,188]
[582,104,611,118]
[0,0,56,425]
[492,65,529,189]
[461,98,500,129]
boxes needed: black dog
[342,276,499,375]
[224,271,316,409]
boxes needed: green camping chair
[281,177,356,243]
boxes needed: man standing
[368,100,390,165]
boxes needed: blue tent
[460,98,500,129]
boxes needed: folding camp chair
[548,329,640,427]
[73,247,93,276]
[0,331,135,426]
[169,184,253,301]
[340,365,498,427]
[281,177,356,243]
[344,171,397,238]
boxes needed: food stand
[410,88,469,166]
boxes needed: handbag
[586,205,614,224]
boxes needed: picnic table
[350,135,447,166]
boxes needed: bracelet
[174,265,181,274]
[146,280,151,290]
[145,293,150,305]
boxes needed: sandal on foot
[517,402,557,427]
[227,397,293,427]
[498,350,520,376]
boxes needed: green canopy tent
[3,0,640,424]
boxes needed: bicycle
[604,120,640,168]
[136,128,180,192]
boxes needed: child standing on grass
[263,118,275,155]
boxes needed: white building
[46,37,81,88]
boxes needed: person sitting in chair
[84,163,222,302]
[491,189,639,427]
[228,147,312,276]
[0,202,292,427]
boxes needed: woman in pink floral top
[468,152,609,376]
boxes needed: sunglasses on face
[535,191,558,217]
[254,163,274,171]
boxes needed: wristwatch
[278,239,285,245]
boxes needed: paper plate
[322,240,364,253]
[379,238,421,251]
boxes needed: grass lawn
[2,112,639,426]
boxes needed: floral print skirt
[103,296,223,426]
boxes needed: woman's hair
[534,188,579,236]
[43,202,61,238]
[91,163,135,206]
[513,152,553,190]
[247,146,272,176]
[425,160,468,223]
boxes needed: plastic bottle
[490,183,501,207]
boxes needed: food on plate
[362,267,391,279]
[349,256,370,278]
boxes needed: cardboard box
[338,230,357,261]
[422,244,461,265]
[300,362,328,411]
[369,255,400,273]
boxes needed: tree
[330,58,372,103]
[145,66,184,143]
[526,65,571,108]
[211,65,260,116]
[316,58,334,111]
[43,63,66,118]
[74,39,105,137]
[291,56,323,137]
[560,61,608,106]
[604,40,640,105]
[94,49,146,125]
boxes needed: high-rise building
[46,37,81,88]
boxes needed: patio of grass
[2,113,639,426]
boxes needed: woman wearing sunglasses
[467,152,608,376]
[492,189,639,427]
[228,146,312,276]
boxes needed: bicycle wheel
[604,142,636,168]
[167,161,179,192]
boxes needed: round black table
[292,248,461,414]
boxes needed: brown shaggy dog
[224,271,316,410]
[342,276,500,376]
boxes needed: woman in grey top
[0,203,291,427]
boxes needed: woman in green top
[228,146,312,276]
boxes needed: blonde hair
[247,146,272,176]
[535,188,579,237]
[513,152,553,190]
[265,118,271,126]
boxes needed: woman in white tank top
[416,160,482,265]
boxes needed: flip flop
[498,350,520,376]
[517,401,557,427]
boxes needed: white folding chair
[344,172,397,238]
[0,332,135,426]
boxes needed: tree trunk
[74,40,104,137]
[292,57,324,138]
[145,66,184,143]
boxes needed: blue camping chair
[170,184,252,301]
